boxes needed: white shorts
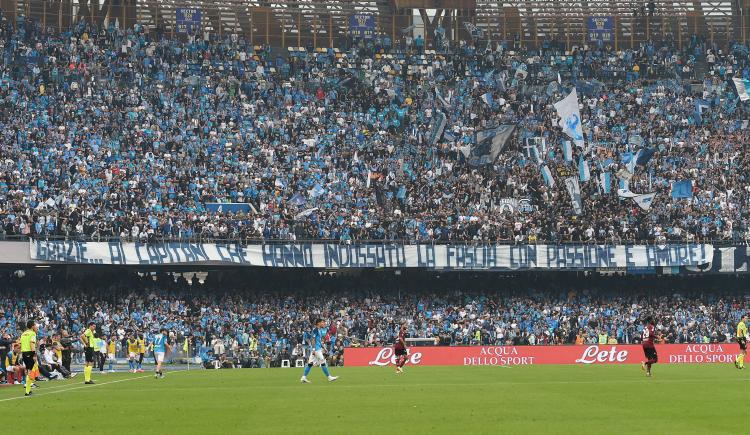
[128,352,137,359]
[308,350,326,366]
[108,353,115,360]
[154,352,165,363]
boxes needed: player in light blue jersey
[301,319,338,383]
[153,328,171,379]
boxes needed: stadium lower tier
[0,268,747,377]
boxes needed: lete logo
[575,345,629,364]
[368,348,423,366]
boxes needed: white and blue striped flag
[578,155,590,182]
[562,140,573,162]
[541,165,555,187]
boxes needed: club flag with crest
[633,192,657,211]
[578,155,590,182]
[733,78,750,102]
[553,88,585,149]
[468,124,516,166]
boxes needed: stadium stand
[0,268,747,377]
[0,18,748,245]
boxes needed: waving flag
[636,147,656,166]
[733,77,750,102]
[695,100,710,122]
[671,180,693,199]
[564,177,583,215]
[578,155,590,182]
[633,192,657,211]
[562,140,573,162]
[481,92,494,107]
[600,172,612,194]
[429,111,447,145]
[553,89,585,149]
[468,124,516,166]
[540,165,555,187]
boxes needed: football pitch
[1,364,743,434]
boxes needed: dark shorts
[394,347,407,357]
[643,346,658,362]
[84,347,95,363]
[739,338,747,351]
[22,352,36,370]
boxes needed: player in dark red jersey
[641,317,658,377]
[394,324,408,374]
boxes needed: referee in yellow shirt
[735,314,748,369]
[80,322,97,384]
[20,320,38,397]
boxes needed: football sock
[84,366,92,382]
[739,354,745,367]
[24,376,31,394]
[321,364,331,377]
[303,364,312,377]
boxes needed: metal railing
[0,0,747,49]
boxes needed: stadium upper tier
[0,20,749,244]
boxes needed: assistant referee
[80,322,97,385]
[20,320,38,397]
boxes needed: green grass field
[1,364,744,434]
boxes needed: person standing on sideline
[80,322,97,385]
[735,314,748,369]
[20,320,38,396]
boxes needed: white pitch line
[0,371,186,402]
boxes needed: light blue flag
[531,145,542,165]
[600,172,612,194]
[562,140,573,162]
[578,155,590,182]
[541,165,555,187]
[481,92,494,107]
[671,180,693,199]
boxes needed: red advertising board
[344,344,737,367]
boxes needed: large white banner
[29,241,713,270]
[554,88,585,148]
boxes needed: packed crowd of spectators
[0,16,749,244]
[0,270,746,375]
